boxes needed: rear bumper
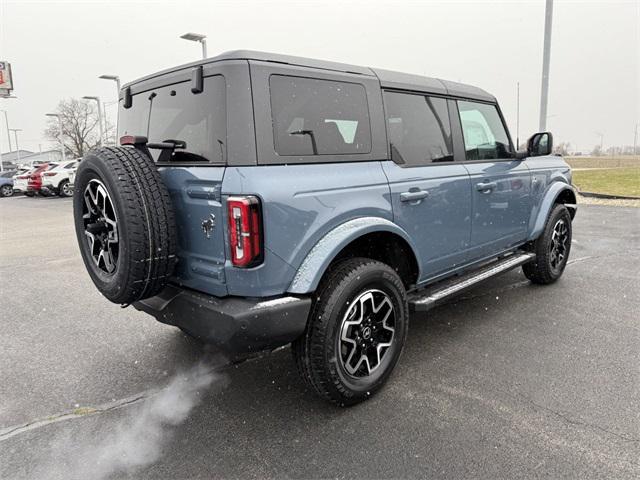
[133,285,311,357]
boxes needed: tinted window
[119,75,226,163]
[383,92,453,166]
[458,101,511,160]
[270,75,371,156]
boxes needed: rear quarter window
[118,75,226,164]
[269,75,372,157]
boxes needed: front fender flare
[527,182,577,241]
[287,217,418,294]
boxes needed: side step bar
[408,251,536,312]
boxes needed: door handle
[400,189,430,203]
[476,181,497,193]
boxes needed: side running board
[408,251,536,312]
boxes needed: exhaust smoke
[31,360,220,480]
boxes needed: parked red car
[26,163,57,196]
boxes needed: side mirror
[516,132,553,159]
[528,132,553,157]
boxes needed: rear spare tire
[73,146,177,304]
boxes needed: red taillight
[227,196,262,267]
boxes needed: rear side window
[269,75,371,156]
[383,92,453,166]
[458,101,511,160]
[119,75,226,164]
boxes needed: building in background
[1,149,63,170]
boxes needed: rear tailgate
[118,68,233,297]
[159,166,227,296]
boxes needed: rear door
[118,74,229,296]
[382,91,472,281]
[455,100,531,259]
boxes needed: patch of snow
[250,296,300,311]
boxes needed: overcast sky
[1,0,638,154]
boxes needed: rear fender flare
[528,182,577,241]
[287,217,418,294]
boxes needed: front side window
[383,92,453,166]
[458,101,512,160]
[270,75,371,156]
[119,75,226,163]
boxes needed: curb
[573,185,640,201]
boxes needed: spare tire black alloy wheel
[83,179,119,275]
[73,146,177,305]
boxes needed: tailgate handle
[186,185,221,200]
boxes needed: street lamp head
[82,96,99,101]
[45,113,60,118]
[180,32,206,42]
[99,75,119,81]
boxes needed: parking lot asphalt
[0,196,638,479]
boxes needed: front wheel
[292,258,408,406]
[523,203,572,284]
[0,184,13,197]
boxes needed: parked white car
[12,167,33,194]
[40,160,77,197]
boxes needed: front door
[382,91,472,281]
[455,100,531,260]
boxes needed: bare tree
[591,144,603,156]
[44,98,115,159]
[554,142,571,156]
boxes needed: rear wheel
[292,258,408,406]
[0,185,13,197]
[523,204,572,284]
[58,179,73,197]
[73,146,177,304]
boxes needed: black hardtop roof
[123,50,494,102]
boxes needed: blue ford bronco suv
[73,51,576,405]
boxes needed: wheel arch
[287,217,420,294]
[528,182,577,241]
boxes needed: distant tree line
[553,142,639,157]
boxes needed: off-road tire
[73,146,177,304]
[292,258,408,406]
[523,203,572,284]
[0,185,13,197]
[58,179,73,197]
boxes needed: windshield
[118,75,226,164]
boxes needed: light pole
[99,74,121,96]
[82,96,104,146]
[180,32,207,59]
[595,132,604,155]
[539,0,553,132]
[46,113,66,162]
[9,128,21,163]
[0,110,11,151]
[516,82,520,148]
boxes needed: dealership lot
[0,196,638,479]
